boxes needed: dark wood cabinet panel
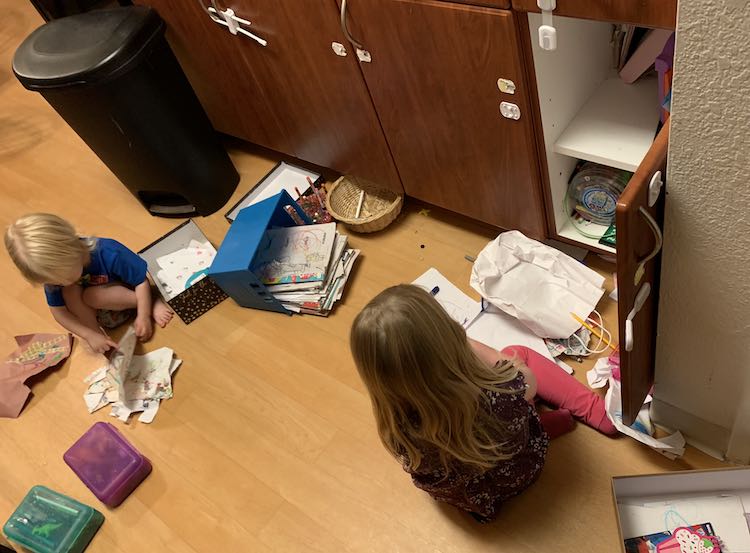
[511,0,677,29]
[346,0,545,237]
[135,0,403,193]
[133,0,292,155]
[616,122,668,425]
[228,0,402,192]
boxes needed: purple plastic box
[64,422,152,507]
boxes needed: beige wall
[653,0,750,460]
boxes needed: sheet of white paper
[605,377,685,458]
[618,494,750,551]
[467,304,556,363]
[413,268,482,328]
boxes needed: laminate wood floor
[0,3,725,552]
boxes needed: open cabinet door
[616,120,669,425]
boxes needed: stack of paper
[83,327,181,424]
[155,239,217,299]
[252,223,359,316]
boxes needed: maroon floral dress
[403,373,548,521]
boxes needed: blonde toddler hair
[350,284,526,473]
[4,213,94,285]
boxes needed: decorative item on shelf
[326,175,403,233]
[568,162,631,226]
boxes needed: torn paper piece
[83,366,107,384]
[84,392,107,414]
[137,400,160,424]
[124,347,174,401]
[110,402,132,422]
[82,326,180,424]
[605,378,685,459]
[587,357,613,389]
[0,333,72,418]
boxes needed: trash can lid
[13,6,165,90]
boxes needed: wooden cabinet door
[344,0,546,238]
[132,0,292,155]
[216,0,403,192]
[511,0,677,29]
[135,0,403,193]
[615,122,668,425]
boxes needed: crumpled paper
[0,333,72,418]
[470,231,605,339]
[605,378,684,459]
[83,326,181,424]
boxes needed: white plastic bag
[470,230,605,339]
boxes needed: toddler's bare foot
[153,299,174,328]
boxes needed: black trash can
[12,6,239,217]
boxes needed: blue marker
[430,286,440,296]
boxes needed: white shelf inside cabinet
[553,76,660,172]
[558,218,615,254]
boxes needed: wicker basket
[326,175,403,233]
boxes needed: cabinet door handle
[340,0,364,50]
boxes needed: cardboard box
[210,190,311,315]
[139,220,227,324]
[612,467,750,552]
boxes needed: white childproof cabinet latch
[499,102,521,120]
[207,6,268,47]
[537,0,557,51]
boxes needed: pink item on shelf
[655,33,676,122]
[64,422,152,507]
[619,29,674,84]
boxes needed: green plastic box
[2,486,104,553]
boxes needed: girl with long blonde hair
[351,284,616,522]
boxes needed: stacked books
[251,222,359,316]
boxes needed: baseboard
[650,398,731,460]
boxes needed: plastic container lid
[568,162,632,225]
[13,6,164,90]
[63,422,152,507]
[3,485,104,553]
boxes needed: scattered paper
[587,357,613,389]
[156,240,216,300]
[546,326,592,357]
[466,304,557,364]
[605,378,685,459]
[413,268,482,328]
[82,327,181,424]
[470,230,605,339]
[0,333,72,418]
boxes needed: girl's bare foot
[152,298,174,328]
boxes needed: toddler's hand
[86,332,118,355]
[134,315,153,342]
